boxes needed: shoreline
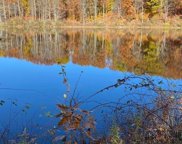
[0,25,181,30]
[0,20,181,30]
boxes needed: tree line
[0,0,181,23]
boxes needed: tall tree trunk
[102,3,105,18]
[7,2,11,19]
[94,0,98,23]
[142,0,144,23]
[81,0,86,24]
[53,0,57,21]
[164,0,168,22]
[3,0,6,21]
[33,0,36,18]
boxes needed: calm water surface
[0,29,181,142]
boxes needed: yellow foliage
[20,0,30,16]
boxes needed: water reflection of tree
[135,35,164,75]
[0,30,181,78]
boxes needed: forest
[0,0,181,26]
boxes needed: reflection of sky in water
[0,57,181,137]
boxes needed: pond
[0,29,181,143]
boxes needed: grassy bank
[0,17,181,30]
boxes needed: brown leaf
[82,110,90,115]
[57,104,69,111]
[68,115,82,129]
[74,114,83,121]
[58,116,71,126]
[87,129,91,136]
